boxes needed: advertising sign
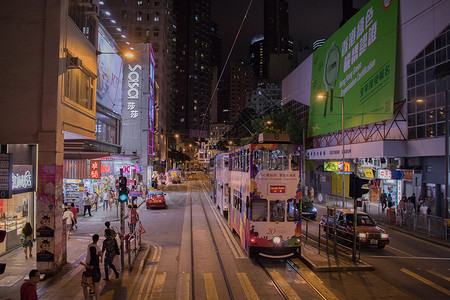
[97,28,123,114]
[324,161,350,172]
[308,0,398,136]
[12,165,35,194]
[90,161,101,179]
[270,186,286,193]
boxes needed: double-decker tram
[214,143,302,258]
[213,153,231,217]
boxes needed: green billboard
[308,0,398,137]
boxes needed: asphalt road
[133,173,450,300]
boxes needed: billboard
[97,29,123,114]
[308,0,398,136]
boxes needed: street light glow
[317,94,325,100]
[175,134,179,138]
[123,52,133,58]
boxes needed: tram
[213,143,302,258]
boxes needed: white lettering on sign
[12,171,32,190]
[127,64,142,119]
[377,169,391,179]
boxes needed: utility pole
[119,168,125,271]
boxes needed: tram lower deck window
[251,199,267,221]
[270,200,285,222]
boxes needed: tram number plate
[370,239,378,245]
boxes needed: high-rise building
[249,35,265,81]
[230,61,255,122]
[171,0,213,139]
[98,0,170,174]
[263,0,293,82]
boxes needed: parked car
[301,201,317,220]
[146,190,167,209]
[320,209,390,248]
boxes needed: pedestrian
[70,202,78,230]
[420,202,428,215]
[20,269,40,300]
[387,194,393,208]
[104,221,117,238]
[380,192,387,212]
[93,192,99,212]
[102,190,109,211]
[83,192,92,217]
[102,229,120,281]
[62,207,75,239]
[406,199,414,215]
[81,234,102,300]
[21,222,33,259]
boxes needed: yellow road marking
[145,265,159,296]
[204,273,219,300]
[270,271,301,300]
[291,258,339,300]
[237,273,259,300]
[401,268,450,296]
[136,243,162,300]
[427,269,450,282]
[150,273,166,299]
[178,272,190,300]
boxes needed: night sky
[211,0,370,64]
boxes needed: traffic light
[349,173,370,199]
[0,230,6,274]
[118,176,128,203]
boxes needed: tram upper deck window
[251,199,268,221]
[224,156,229,168]
[268,149,289,170]
[287,199,300,221]
[252,150,264,170]
[270,200,285,222]
[291,151,301,171]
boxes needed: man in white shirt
[62,208,74,239]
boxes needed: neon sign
[90,161,101,179]
[127,64,142,119]
[12,171,32,190]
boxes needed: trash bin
[386,208,395,223]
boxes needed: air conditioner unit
[67,56,82,69]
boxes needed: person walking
[21,222,33,259]
[62,207,75,239]
[102,228,120,281]
[81,234,102,300]
[104,221,117,238]
[83,192,92,217]
[70,202,78,230]
[387,193,393,208]
[380,192,387,212]
[20,269,40,300]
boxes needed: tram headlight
[273,236,281,244]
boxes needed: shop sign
[127,64,142,119]
[363,169,374,178]
[270,185,286,193]
[90,161,101,179]
[0,153,12,198]
[12,165,35,194]
[101,165,111,174]
[324,161,350,172]
[377,169,391,179]
[391,170,413,180]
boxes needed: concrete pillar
[36,131,66,274]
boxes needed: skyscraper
[171,0,213,139]
[229,61,255,122]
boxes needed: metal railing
[126,221,143,267]
[316,193,450,240]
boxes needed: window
[137,12,142,21]
[137,0,143,5]
[64,68,95,110]
[270,200,285,222]
[251,199,267,221]
[287,199,300,221]
[154,12,160,22]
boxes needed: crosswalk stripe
[427,270,450,282]
[237,273,259,300]
[150,273,167,299]
[204,273,219,300]
[270,271,301,300]
[401,268,450,296]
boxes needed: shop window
[426,109,436,123]
[417,112,425,125]
[425,54,435,68]
[416,72,424,86]
[436,48,446,64]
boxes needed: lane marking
[291,258,339,300]
[427,269,450,282]
[365,256,450,260]
[150,273,167,299]
[237,272,259,300]
[177,272,190,300]
[270,271,301,300]
[385,245,414,256]
[401,268,450,296]
[204,273,219,300]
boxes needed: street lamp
[96,50,134,58]
[318,93,346,208]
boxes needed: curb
[127,242,152,297]
[299,253,374,272]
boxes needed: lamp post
[318,94,346,208]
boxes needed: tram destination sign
[0,153,12,198]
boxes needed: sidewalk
[0,198,147,300]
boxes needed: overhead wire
[200,0,254,133]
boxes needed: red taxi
[146,190,167,209]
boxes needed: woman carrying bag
[21,222,33,259]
